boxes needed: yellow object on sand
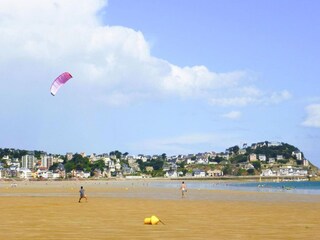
[144,218,151,224]
[144,215,164,225]
[150,215,160,225]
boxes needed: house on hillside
[292,151,302,160]
[196,158,208,164]
[276,155,284,161]
[239,162,255,170]
[248,153,257,162]
[207,169,223,177]
[279,166,294,176]
[258,154,267,162]
[268,141,282,147]
[165,170,178,178]
[260,169,275,176]
[186,158,195,165]
[268,158,275,164]
[66,152,73,161]
[239,149,246,155]
[145,166,154,172]
[193,169,206,177]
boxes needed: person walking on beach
[180,181,187,198]
[79,186,87,203]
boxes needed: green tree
[64,153,91,173]
[137,159,146,172]
[149,158,164,171]
[222,164,233,175]
[34,150,45,159]
[213,156,225,163]
[236,168,247,176]
[91,159,106,172]
[123,152,129,157]
[151,170,165,177]
[227,145,240,155]
[230,154,247,164]
[247,169,255,175]
[251,161,261,171]
[49,162,60,171]
[64,161,76,173]
[115,150,122,159]
[278,159,289,164]
[177,161,185,169]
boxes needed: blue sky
[1,0,320,167]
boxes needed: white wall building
[21,155,36,169]
[40,154,54,169]
[19,168,32,179]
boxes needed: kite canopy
[50,72,73,96]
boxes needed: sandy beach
[0,180,319,240]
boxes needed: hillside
[0,140,319,178]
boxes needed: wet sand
[0,180,319,239]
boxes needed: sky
[1,0,320,167]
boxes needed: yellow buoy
[144,218,151,224]
[144,215,164,225]
[150,215,160,225]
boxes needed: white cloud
[209,89,291,107]
[302,104,320,128]
[0,0,105,61]
[130,133,241,155]
[0,0,291,107]
[161,66,246,97]
[269,90,292,104]
[210,96,256,107]
[222,111,242,120]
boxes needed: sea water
[147,180,320,195]
[229,181,320,195]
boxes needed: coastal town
[0,141,318,181]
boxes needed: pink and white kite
[50,72,73,96]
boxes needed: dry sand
[0,180,319,240]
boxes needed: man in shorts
[180,181,187,198]
[79,186,88,203]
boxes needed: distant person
[180,181,187,198]
[79,186,87,203]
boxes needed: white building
[19,168,32,179]
[21,154,36,169]
[165,170,178,178]
[37,170,53,179]
[258,154,267,161]
[260,169,275,176]
[66,152,73,161]
[292,151,302,160]
[268,158,275,164]
[207,169,223,177]
[193,169,206,177]
[248,153,257,162]
[268,141,282,147]
[276,155,284,160]
[40,154,54,169]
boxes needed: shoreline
[1,179,320,202]
[0,174,316,182]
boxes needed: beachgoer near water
[180,181,187,198]
[79,186,87,203]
